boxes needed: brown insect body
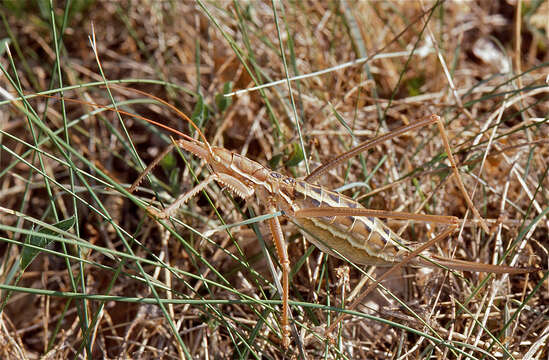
[177,137,529,274]
[179,137,401,263]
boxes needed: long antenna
[34,91,197,143]
[107,84,213,154]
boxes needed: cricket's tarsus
[85,86,537,349]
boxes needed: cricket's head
[178,139,273,200]
[177,138,218,165]
[177,139,236,175]
[178,139,258,199]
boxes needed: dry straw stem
[0,1,547,359]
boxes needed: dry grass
[0,1,548,359]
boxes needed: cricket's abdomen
[286,181,410,265]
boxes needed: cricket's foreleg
[149,174,219,219]
[267,203,291,349]
[128,140,219,220]
[128,142,177,193]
